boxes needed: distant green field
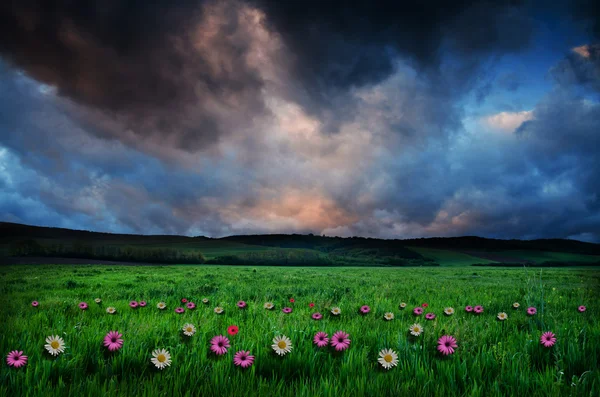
[481,250,600,264]
[407,247,499,266]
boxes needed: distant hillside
[1,222,599,267]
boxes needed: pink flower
[103,331,124,351]
[578,305,586,313]
[175,307,185,314]
[312,312,323,320]
[139,301,147,307]
[422,303,429,308]
[31,301,39,307]
[289,298,295,303]
[425,313,436,320]
[210,335,230,355]
[237,301,247,309]
[129,301,138,308]
[330,331,351,351]
[465,305,473,312]
[282,307,293,314]
[413,307,423,315]
[437,335,458,356]
[540,332,556,348]
[360,305,370,314]
[181,298,187,303]
[79,302,88,310]
[473,305,484,314]
[314,332,329,348]
[186,302,196,310]
[233,350,254,368]
[527,307,537,316]
[309,303,315,308]
[6,350,28,368]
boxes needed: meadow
[1,264,599,397]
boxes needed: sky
[0,0,599,242]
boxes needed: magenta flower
[437,335,458,356]
[425,313,436,320]
[186,302,196,310]
[129,301,138,309]
[540,332,556,348]
[527,307,537,316]
[6,350,28,368]
[79,302,88,310]
[282,307,293,314]
[360,305,370,314]
[314,332,329,348]
[312,312,323,320]
[103,331,124,351]
[330,331,351,351]
[578,305,586,313]
[465,305,473,312]
[210,335,230,356]
[237,301,247,309]
[413,307,423,315]
[139,301,147,307]
[233,350,254,368]
[175,307,185,314]
[473,305,484,314]
[31,301,39,307]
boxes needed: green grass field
[406,247,500,266]
[1,265,599,396]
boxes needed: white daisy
[157,302,166,310]
[377,348,398,370]
[444,307,455,316]
[182,323,196,336]
[513,302,520,308]
[202,298,209,304]
[264,302,274,310]
[272,335,293,356]
[214,306,224,314]
[94,298,102,304]
[497,312,508,321]
[44,335,66,356]
[106,307,116,314]
[399,302,407,309]
[384,312,394,321]
[331,307,341,316]
[151,349,172,370]
[409,323,423,336]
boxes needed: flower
[264,302,274,310]
[465,305,473,312]
[312,312,323,320]
[272,335,293,356]
[129,301,138,309]
[44,335,66,356]
[233,350,255,368]
[106,306,116,314]
[237,301,247,309]
[157,302,166,310]
[578,305,586,313]
[425,313,436,320]
[309,302,315,308]
[139,301,147,307]
[289,298,295,303]
[527,307,537,316]
[444,307,454,316]
[227,325,239,336]
[175,307,185,314]
[103,331,123,351]
[378,348,398,370]
[214,306,224,314]
[437,335,458,355]
[540,332,556,348]
[497,312,508,321]
[151,349,171,370]
[79,302,88,310]
[6,351,27,368]
[186,302,196,310]
[282,307,293,314]
[94,298,102,304]
[360,305,370,314]
[473,305,484,314]
[313,332,329,348]
[202,298,209,304]
[413,307,423,315]
[409,323,423,336]
[31,301,39,307]
[210,335,230,355]
[422,303,428,308]
[182,324,196,336]
[513,302,520,309]
[399,302,407,309]
[181,298,187,303]
[330,331,351,351]
[384,312,394,321]
[331,307,341,316]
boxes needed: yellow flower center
[413,327,419,332]
[384,354,393,363]
[278,341,287,349]
[157,354,166,363]
[51,341,60,349]
[186,327,193,332]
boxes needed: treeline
[8,240,206,264]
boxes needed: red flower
[227,325,239,336]
[309,302,315,308]
[422,303,428,307]
[289,298,295,303]
[181,298,188,303]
